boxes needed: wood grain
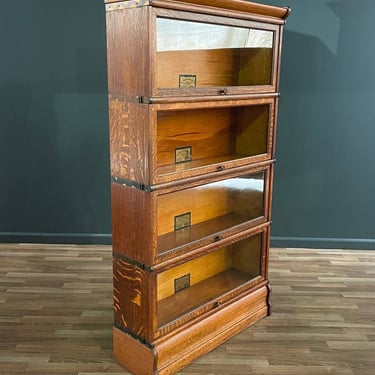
[108,99,151,184]
[113,257,157,342]
[106,6,151,98]
[111,183,156,265]
[156,107,234,167]
[1,244,374,374]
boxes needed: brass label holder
[179,74,197,88]
[175,146,192,164]
[174,212,191,231]
[174,273,191,293]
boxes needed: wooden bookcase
[104,1,290,373]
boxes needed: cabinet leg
[266,282,272,316]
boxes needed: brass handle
[217,165,225,171]
[214,235,222,242]
[219,88,228,95]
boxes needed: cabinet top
[104,0,291,21]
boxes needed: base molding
[113,285,269,375]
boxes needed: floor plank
[0,244,374,374]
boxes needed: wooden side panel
[261,163,273,225]
[111,183,156,265]
[271,95,280,159]
[106,6,151,97]
[258,166,272,280]
[113,328,156,375]
[106,7,153,184]
[274,25,283,92]
[113,258,157,341]
[108,100,151,184]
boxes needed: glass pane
[157,104,269,177]
[156,18,274,88]
[157,233,263,327]
[157,172,265,255]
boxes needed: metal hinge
[136,96,151,104]
[113,251,153,272]
[111,176,153,192]
[106,0,150,12]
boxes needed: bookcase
[104,1,290,373]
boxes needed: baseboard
[271,236,375,250]
[2,232,374,250]
[0,232,112,245]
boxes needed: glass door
[155,16,276,96]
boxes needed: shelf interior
[157,173,265,255]
[157,233,262,327]
[156,105,269,178]
[158,268,250,327]
[156,18,274,89]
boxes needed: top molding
[104,0,291,21]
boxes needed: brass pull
[217,165,225,171]
[219,88,228,95]
[214,301,221,308]
[214,235,222,242]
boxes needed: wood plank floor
[0,244,374,375]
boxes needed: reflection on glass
[157,172,265,254]
[156,18,274,88]
[157,19,273,51]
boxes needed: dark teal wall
[0,0,111,243]
[1,1,374,248]
[263,0,375,248]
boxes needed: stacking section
[104,0,290,374]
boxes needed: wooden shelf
[158,268,254,327]
[158,212,253,255]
